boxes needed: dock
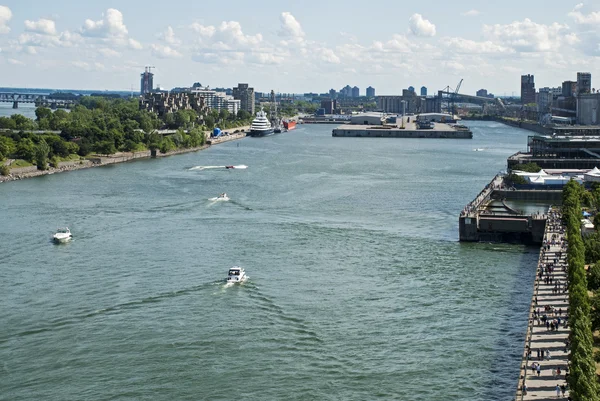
[514,208,570,400]
[332,121,472,139]
[459,175,547,244]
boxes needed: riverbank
[0,131,247,183]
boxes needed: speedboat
[226,266,247,285]
[209,193,229,201]
[53,227,72,243]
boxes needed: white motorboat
[53,227,72,243]
[209,193,230,201]
[226,266,247,285]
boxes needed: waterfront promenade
[515,208,570,400]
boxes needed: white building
[191,88,241,115]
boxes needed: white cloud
[128,38,142,49]
[568,3,600,25]
[408,14,436,37]
[79,8,140,49]
[151,44,182,58]
[314,47,340,64]
[278,12,304,38]
[461,10,481,17]
[190,22,216,37]
[445,37,514,54]
[0,5,12,34]
[159,26,180,46]
[8,58,23,65]
[483,18,569,52]
[98,48,121,57]
[24,18,57,36]
[250,52,285,65]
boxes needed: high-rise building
[408,86,415,93]
[521,74,536,105]
[562,81,576,97]
[476,89,488,97]
[352,86,360,98]
[321,99,336,114]
[366,86,375,97]
[233,83,255,115]
[140,67,154,95]
[329,89,337,99]
[577,72,592,95]
[537,88,553,113]
[420,86,427,96]
[340,85,352,97]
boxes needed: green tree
[0,136,16,159]
[95,141,116,156]
[35,107,52,121]
[512,162,542,173]
[16,138,37,162]
[589,263,600,291]
[35,140,50,170]
[0,116,17,130]
[159,137,175,154]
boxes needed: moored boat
[283,120,296,131]
[249,110,274,137]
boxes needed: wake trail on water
[188,165,248,171]
[0,281,222,343]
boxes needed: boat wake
[189,165,248,171]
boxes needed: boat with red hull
[283,120,296,131]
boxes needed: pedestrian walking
[561,384,566,397]
[552,368,556,378]
[556,384,560,398]
[537,364,541,377]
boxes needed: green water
[0,122,538,400]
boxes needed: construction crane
[144,66,155,73]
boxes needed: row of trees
[0,97,257,172]
[562,180,599,400]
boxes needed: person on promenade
[556,384,561,398]
[552,368,556,378]
[537,364,541,377]
[561,384,566,397]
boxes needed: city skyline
[0,1,599,94]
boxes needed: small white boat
[53,227,72,243]
[225,266,247,285]
[209,193,230,202]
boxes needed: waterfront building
[576,93,600,125]
[577,72,592,95]
[320,99,336,114]
[420,86,427,97]
[476,89,488,97]
[352,86,360,98]
[140,92,206,116]
[233,83,255,115]
[521,74,536,105]
[537,88,553,114]
[562,81,576,97]
[191,87,240,115]
[140,67,154,95]
[366,86,375,98]
[377,94,423,114]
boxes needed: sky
[0,0,599,95]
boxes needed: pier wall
[332,128,472,139]
[492,189,563,203]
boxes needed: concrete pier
[332,121,472,139]
[514,207,570,400]
[459,175,548,244]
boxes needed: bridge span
[0,93,75,109]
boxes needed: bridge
[0,93,76,109]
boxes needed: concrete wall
[332,128,472,139]
[493,189,563,203]
[577,94,600,125]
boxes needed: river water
[0,122,539,400]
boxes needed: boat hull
[249,128,275,137]
[283,121,296,131]
[53,236,72,244]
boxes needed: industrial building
[476,89,488,98]
[576,93,600,125]
[350,113,386,125]
[577,72,592,95]
[521,74,536,105]
[233,83,255,115]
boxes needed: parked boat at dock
[249,110,274,137]
[283,120,296,131]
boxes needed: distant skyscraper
[352,86,360,97]
[340,85,352,97]
[577,72,592,95]
[366,86,375,97]
[140,67,154,94]
[476,89,488,97]
[521,74,536,105]
[329,88,337,99]
[420,86,427,96]
[233,83,255,115]
[408,86,415,93]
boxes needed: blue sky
[0,0,598,95]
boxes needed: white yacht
[249,110,274,137]
[225,266,247,285]
[53,227,72,243]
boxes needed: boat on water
[210,193,229,201]
[249,109,274,137]
[225,266,247,285]
[53,227,72,243]
[283,120,296,131]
